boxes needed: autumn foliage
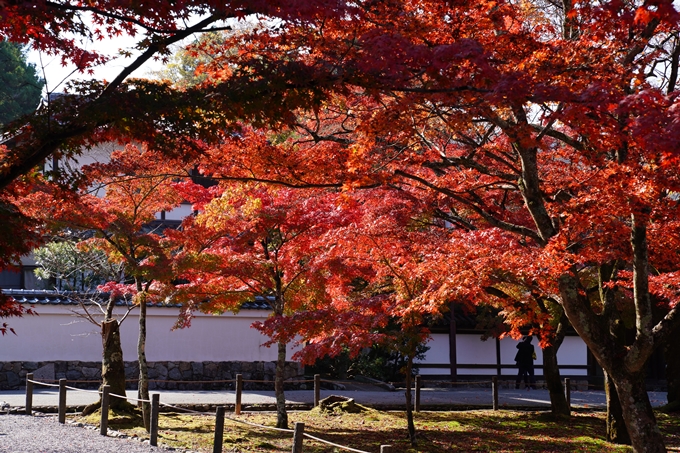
[3,1,680,451]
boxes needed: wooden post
[58,378,67,424]
[100,385,110,436]
[492,376,499,411]
[380,446,393,453]
[292,422,305,453]
[313,374,320,407]
[415,375,421,413]
[150,394,160,446]
[235,374,243,415]
[564,378,571,414]
[25,373,33,416]
[213,406,225,453]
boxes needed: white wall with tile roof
[0,304,298,363]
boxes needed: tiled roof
[3,289,272,310]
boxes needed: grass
[71,408,680,452]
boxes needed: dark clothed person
[515,336,536,389]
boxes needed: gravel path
[0,414,177,453]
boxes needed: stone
[24,362,39,371]
[81,367,100,378]
[191,362,204,376]
[32,363,55,382]
[318,395,368,413]
[156,363,168,379]
[5,372,21,388]
[66,369,83,380]
[168,367,182,380]
[203,362,217,377]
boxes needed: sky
[26,35,168,95]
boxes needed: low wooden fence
[23,373,575,453]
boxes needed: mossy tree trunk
[598,262,631,444]
[542,343,569,417]
[82,294,131,416]
[275,339,288,429]
[605,372,631,444]
[404,353,416,446]
[136,285,150,432]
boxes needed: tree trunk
[448,301,457,382]
[610,369,665,453]
[558,273,667,452]
[541,343,569,417]
[599,261,632,444]
[605,372,631,444]
[137,291,150,432]
[404,354,416,446]
[82,319,130,415]
[275,339,288,429]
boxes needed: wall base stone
[0,360,304,390]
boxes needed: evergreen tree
[0,40,44,128]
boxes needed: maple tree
[185,1,680,451]
[32,237,134,413]
[0,2,355,333]
[166,181,368,429]
[0,0,360,192]
[2,1,680,450]
[299,187,447,445]
[18,144,185,426]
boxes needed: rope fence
[23,372,581,453]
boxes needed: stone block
[81,367,100,379]
[34,363,54,381]
[66,369,83,380]
[6,372,21,388]
[156,363,168,379]
[204,362,218,377]
[168,367,182,380]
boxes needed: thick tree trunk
[599,262,632,444]
[137,292,150,432]
[541,343,569,417]
[610,369,665,453]
[605,372,631,444]
[404,354,416,446]
[82,319,130,415]
[558,273,666,453]
[275,340,288,429]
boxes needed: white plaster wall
[158,203,194,221]
[0,305,296,363]
[459,335,499,365]
[416,333,587,376]
[555,335,588,376]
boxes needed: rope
[157,401,294,434]
[303,432,371,453]
[158,402,212,416]
[64,386,100,394]
[107,392,150,404]
[26,379,59,388]
[157,401,373,453]
[223,415,294,433]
